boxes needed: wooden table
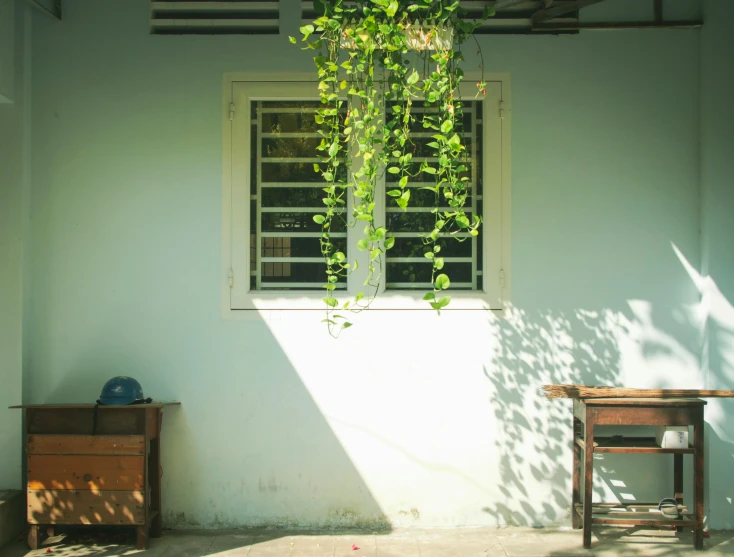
[10,402,180,550]
[572,398,705,550]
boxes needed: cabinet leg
[28,525,39,550]
[582,419,594,549]
[136,525,149,550]
[674,453,683,532]
[150,434,163,538]
[572,417,582,529]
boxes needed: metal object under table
[572,397,705,549]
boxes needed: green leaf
[334,251,346,263]
[456,215,470,228]
[387,166,400,174]
[396,189,411,209]
[289,36,297,44]
[375,227,386,239]
[357,238,370,250]
[387,189,402,197]
[407,70,419,85]
[386,0,399,17]
[429,296,451,311]
[384,237,395,250]
[328,142,339,158]
[435,273,451,290]
[399,176,408,188]
[313,214,325,224]
[440,119,453,134]
[300,24,315,39]
[434,257,444,270]
[323,297,338,307]
[423,292,435,301]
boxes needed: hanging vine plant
[291,0,493,335]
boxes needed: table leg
[674,453,683,532]
[572,416,582,529]
[150,409,163,538]
[583,417,595,549]
[27,525,39,550]
[693,416,704,550]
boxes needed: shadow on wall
[481,243,734,530]
[481,305,629,527]
[34,319,392,532]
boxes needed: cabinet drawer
[28,455,144,491]
[28,490,145,525]
[27,434,145,455]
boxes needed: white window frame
[222,72,511,315]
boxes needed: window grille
[249,101,348,290]
[385,100,483,290]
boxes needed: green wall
[22,0,730,529]
[0,0,27,490]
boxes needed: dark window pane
[262,212,346,233]
[260,236,344,258]
[386,262,473,286]
[262,163,347,183]
[260,263,345,284]
[386,162,472,183]
[385,188,477,209]
[262,187,327,208]
[387,211,473,233]
[262,138,322,159]
[388,237,473,258]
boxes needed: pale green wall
[700,0,734,530]
[0,0,27,489]
[25,0,726,528]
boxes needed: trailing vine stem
[291,0,492,334]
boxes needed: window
[223,78,510,312]
[385,99,484,291]
[248,99,348,291]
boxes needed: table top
[580,398,707,406]
[9,402,181,409]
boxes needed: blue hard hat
[99,376,145,405]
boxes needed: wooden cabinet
[11,403,179,550]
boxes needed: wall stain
[398,508,420,520]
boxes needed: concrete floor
[0,527,732,557]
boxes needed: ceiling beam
[533,19,702,31]
[532,0,605,23]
